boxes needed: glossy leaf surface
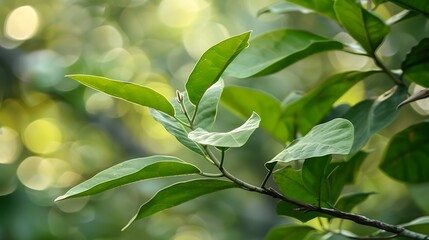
[328,151,368,203]
[186,32,250,105]
[380,122,429,183]
[402,38,429,88]
[281,71,377,136]
[302,156,331,205]
[188,112,260,148]
[123,179,237,230]
[334,0,390,54]
[343,86,407,153]
[266,118,354,169]
[56,156,201,201]
[67,74,175,116]
[225,29,343,78]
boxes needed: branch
[203,147,429,239]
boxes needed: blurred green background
[1,0,429,239]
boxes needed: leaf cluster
[57,1,429,239]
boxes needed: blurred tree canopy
[0,0,428,239]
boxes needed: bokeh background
[1,0,429,239]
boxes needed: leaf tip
[54,195,66,202]
[122,214,137,231]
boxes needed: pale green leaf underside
[186,32,250,105]
[123,179,237,230]
[150,109,205,155]
[55,156,201,201]
[188,112,261,148]
[66,74,175,116]
[266,118,354,169]
[193,80,224,130]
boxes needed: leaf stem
[261,168,274,189]
[373,54,403,85]
[220,149,225,170]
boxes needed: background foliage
[1,0,429,239]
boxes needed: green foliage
[188,112,260,148]
[287,0,337,20]
[55,156,201,201]
[402,38,429,87]
[123,179,237,230]
[387,0,429,16]
[186,32,250,105]
[221,86,288,141]
[225,29,343,78]
[343,85,407,153]
[380,122,429,183]
[66,74,175,116]
[335,192,376,212]
[57,1,429,239]
[334,0,390,55]
[266,118,354,170]
[265,225,317,240]
[281,71,377,136]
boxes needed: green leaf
[266,118,354,170]
[335,192,376,212]
[281,71,377,136]
[276,201,328,223]
[343,85,407,153]
[66,74,175,116]
[287,0,338,20]
[221,86,288,142]
[387,0,429,17]
[402,38,429,88]
[274,167,330,222]
[265,225,317,240]
[188,112,260,148]
[186,32,250,105]
[193,80,224,130]
[302,156,332,205]
[55,156,201,201]
[401,216,429,234]
[334,0,390,54]
[380,122,429,183]
[150,109,205,155]
[225,29,343,78]
[123,179,237,230]
[258,2,314,17]
[328,151,368,203]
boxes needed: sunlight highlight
[23,119,63,154]
[5,6,39,41]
